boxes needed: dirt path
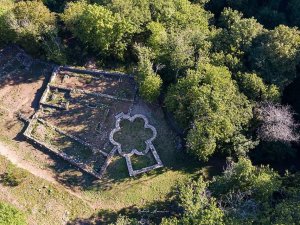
[0,142,97,209]
[0,142,57,183]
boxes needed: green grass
[131,152,156,170]
[0,156,94,225]
[79,105,225,211]
[114,118,153,153]
[0,201,26,225]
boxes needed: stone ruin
[23,66,164,179]
[109,113,163,176]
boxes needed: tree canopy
[62,1,134,59]
[165,64,253,161]
[249,25,300,88]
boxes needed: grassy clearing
[79,103,225,212]
[0,156,94,225]
[114,118,153,153]
[131,152,156,170]
[27,101,224,213]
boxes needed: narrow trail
[0,142,57,182]
[0,142,97,210]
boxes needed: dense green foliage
[236,72,280,102]
[8,0,56,51]
[0,0,14,47]
[165,64,253,161]
[62,1,134,59]
[0,0,65,62]
[211,8,264,72]
[135,45,162,102]
[0,201,26,225]
[210,158,281,201]
[160,158,300,225]
[249,25,300,88]
[161,177,225,225]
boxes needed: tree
[255,103,299,143]
[150,0,212,31]
[62,1,134,59]
[146,21,168,56]
[139,74,162,102]
[219,190,258,224]
[211,8,264,72]
[0,201,26,225]
[105,0,152,33]
[0,0,14,46]
[271,200,300,225]
[235,72,280,102]
[249,25,300,88]
[165,64,253,161]
[143,0,213,82]
[135,44,162,102]
[210,158,281,202]
[287,0,300,27]
[161,177,225,225]
[4,0,57,55]
[217,8,264,53]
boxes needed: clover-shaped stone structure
[109,112,163,176]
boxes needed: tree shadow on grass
[67,198,178,225]
[22,133,225,192]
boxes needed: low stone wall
[109,113,158,156]
[40,67,63,109]
[23,64,139,179]
[37,118,108,157]
[49,83,134,102]
[23,117,106,179]
[98,146,117,178]
[49,66,59,83]
[24,132,102,179]
[61,66,135,80]
[40,102,68,110]
[109,112,163,176]
[124,147,163,177]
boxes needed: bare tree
[219,190,258,220]
[255,102,299,143]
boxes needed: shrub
[139,73,162,102]
[135,44,162,102]
[0,164,27,187]
[0,201,26,225]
